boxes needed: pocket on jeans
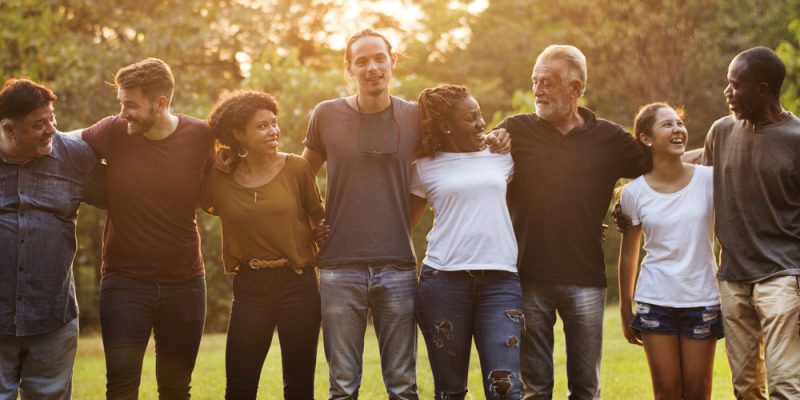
[419,265,438,279]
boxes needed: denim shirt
[0,133,97,336]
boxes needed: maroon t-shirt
[83,115,212,282]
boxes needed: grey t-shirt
[304,96,419,267]
[703,113,800,282]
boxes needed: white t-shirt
[620,165,720,307]
[410,149,517,272]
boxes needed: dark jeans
[416,266,524,400]
[99,275,206,400]
[225,266,321,400]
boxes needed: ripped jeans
[416,266,523,400]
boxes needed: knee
[488,370,516,399]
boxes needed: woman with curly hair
[410,84,522,399]
[201,90,324,399]
[617,103,721,400]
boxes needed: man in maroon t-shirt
[81,58,212,399]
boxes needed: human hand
[681,148,704,164]
[485,128,511,154]
[214,147,234,174]
[312,219,331,246]
[612,202,632,232]
[621,311,643,346]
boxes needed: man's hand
[612,202,633,232]
[214,147,235,174]
[485,128,511,154]
[312,219,331,246]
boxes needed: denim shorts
[630,302,724,340]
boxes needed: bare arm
[410,194,427,229]
[618,224,643,346]
[302,147,325,175]
[681,148,704,164]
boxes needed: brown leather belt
[240,258,304,275]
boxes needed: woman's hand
[312,219,331,246]
[621,309,643,346]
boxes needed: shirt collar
[0,133,62,165]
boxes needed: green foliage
[778,18,800,114]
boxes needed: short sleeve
[409,161,427,199]
[81,116,121,158]
[199,172,218,215]
[612,125,648,178]
[702,126,715,167]
[296,157,324,216]
[303,104,327,160]
[619,183,641,226]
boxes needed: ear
[390,53,397,69]
[1,120,15,137]
[637,132,652,146]
[437,119,450,135]
[757,82,771,97]
[569,79,583,97]
[154,95,169,112]
[232,128,245,143]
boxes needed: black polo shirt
[499,107,647,287]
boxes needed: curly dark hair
[416,84,470,158]
[207,90,280,156]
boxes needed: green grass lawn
[73,306,733,399]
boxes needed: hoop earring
[237,148,249,158]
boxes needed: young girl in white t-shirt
[617,103,723,400]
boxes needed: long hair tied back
[417,84,469,158]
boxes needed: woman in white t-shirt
[617,103,723,400]
[410,84,522,399]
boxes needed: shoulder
[83,115,126,137]
[392,96,419,114]
[178,115,212,137]
[593,116,629,138]
[52,132,97,170]
[498,113,539,134]
[286,153,316,175]
[312,98,347,116]
[708,115,737,136]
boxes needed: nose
[723,84,732,98]
[533,83,543,97]
[477,116,486,131]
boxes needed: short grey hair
[535,45,588,96]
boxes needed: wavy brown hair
[416,84,470,158]
[115,58,174,102]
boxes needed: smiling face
[3,103,57,162]
[443,95,486,152]
[346,36,396,97]
[236,108,280,156]
[531,58,578,123]
[118,86,159,135]
[639,107,688,157]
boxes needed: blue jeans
[225,267,320,400]
[520,282,605,400]
[319,263,418,400]
[416,266,523,400]
[99,275,206,400]
[0,318,78,400]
